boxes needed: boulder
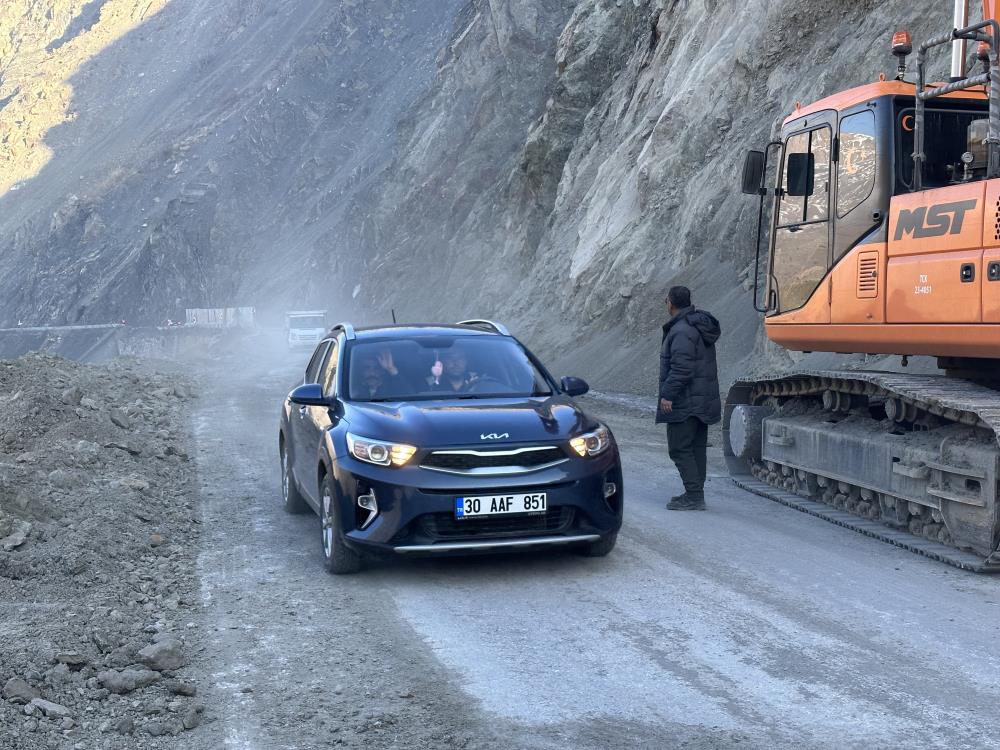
[2,677,40,704]
[137,638,185,672]
[97,668,160,695]
[1,519,31,551]
[109,408,133,430]
[28,698,72,719]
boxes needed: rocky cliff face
[344,0,953,391]
[0,0,468,324]
[0,0,959,389]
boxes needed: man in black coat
[656,286,722,511]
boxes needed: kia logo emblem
[481,432,509,440]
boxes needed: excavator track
[725,370,1000,572]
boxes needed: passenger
[430,346,480,393]
[357,348,409,399]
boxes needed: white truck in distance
[285,311,328,350]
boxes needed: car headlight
[570,425,611,457]
[347,433,417,467]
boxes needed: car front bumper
[330,448,623,556]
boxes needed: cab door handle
[298,406,307,418]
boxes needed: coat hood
[663,307,721,346]
[686,309,721,346]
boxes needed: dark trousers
[667,417,708,502]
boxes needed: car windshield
[346,335,554,402]
[289,316,325,328]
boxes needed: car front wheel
[320,475,363,575]
[579,531,618,557]
[280,441,309,514]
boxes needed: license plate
[455,492,547,518]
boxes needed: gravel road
[182,349,1000,750]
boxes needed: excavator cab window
[896,104,990,192]
[837,110,877,217]
[771,125,832,313]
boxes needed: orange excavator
[729,0,1000,570]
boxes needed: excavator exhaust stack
[954,0,970,78]
[952,1,1000,79]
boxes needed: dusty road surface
[181,345,1000,750]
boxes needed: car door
[294,338,340,503]
[291,340,330,495]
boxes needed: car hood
[344,396,595,448]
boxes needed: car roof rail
[328,322,356,340]
[457,319,510,336]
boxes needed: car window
[305,341,330,383]
[345,336,554,402]
[321,340,340,397]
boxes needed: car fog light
[357,492,378,529]
[603,482,617,498]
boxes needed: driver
[430,345,480,393]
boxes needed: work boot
[667,495,707,511]
[666,493,690,510]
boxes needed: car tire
[579,531,618,557]
[280,441,309,514]
[320,474,363,575]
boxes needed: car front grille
[419,507,575,540]
[421,446,567,475]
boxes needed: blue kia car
[278,320,623,573]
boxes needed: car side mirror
[785,152,815,197]
[289,383,333,407]
[561,376,590,397]
[741,150,766,195]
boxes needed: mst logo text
[894,199,978,240]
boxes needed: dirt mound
[0,353,204,747]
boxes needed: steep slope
[340,0,954,391]
[2,0,960,392]
[0,0,467,325]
